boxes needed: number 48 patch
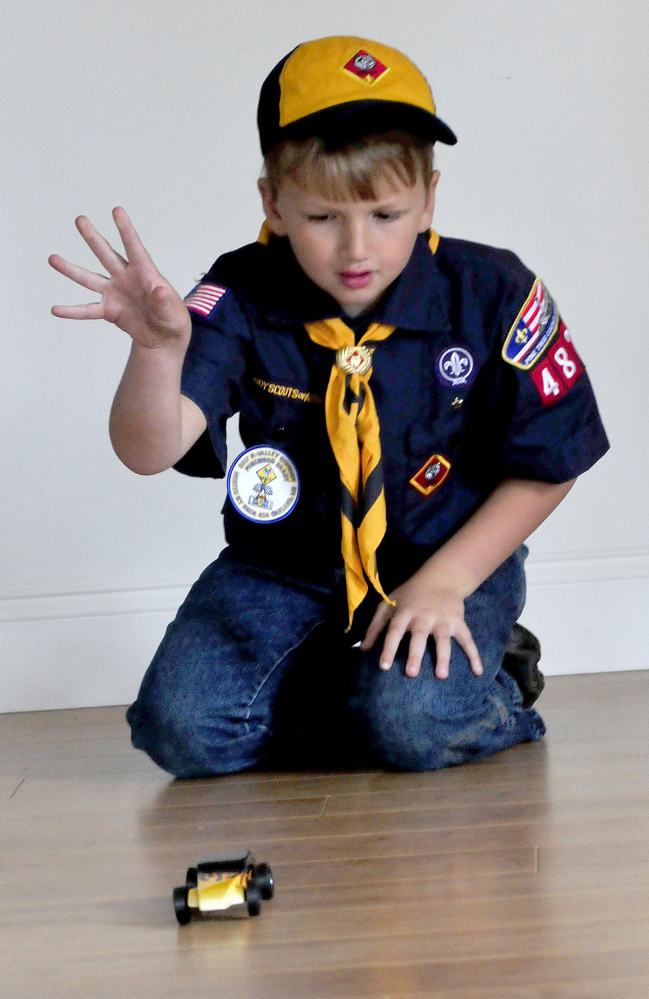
[531,321,584,405]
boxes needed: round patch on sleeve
[435,346,477,388]
[227,446,300,523]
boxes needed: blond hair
[263,131,434,200]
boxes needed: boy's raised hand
[360,570,483,681]
[49,208,191,348]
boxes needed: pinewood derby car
[173,850,274,923]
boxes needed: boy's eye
[306,214,333,222]
[375,211,402,221]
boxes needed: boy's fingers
[456,625,483,676]
[112,207,154,266]
[51,302,105,320]
[75,215,127,274]
[433,633,452,679]
[363,601,482,681]
[360,600,393,651]
[432,623,482,679]
[48,254,108,293]
[377,615,408,671]
[404,629,429,678]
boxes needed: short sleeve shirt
[178,232,609,588]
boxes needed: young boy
[50,36,608,778]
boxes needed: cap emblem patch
[410,454,451,496]
[342,49,389,86]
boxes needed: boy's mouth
[339,270,373,290]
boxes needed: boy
[50,36,608,777]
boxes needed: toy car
[173,850,274,924]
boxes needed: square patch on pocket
[409,454,451,496]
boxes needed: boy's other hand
[49,208,191,349]
[360,572,483,681]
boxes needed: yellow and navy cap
[258,36,457,155]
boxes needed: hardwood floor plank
[301,981,649,999]
[4,786,648,863]
[0,751,163,779]
[322,759,649,816]
[0,704,126,736]
[152,748,648,809]
[2,769,389,803]
[0,846,538,914]
[3,907,649,965]
[5,881,649,939]
[2,817,542,874]
[3,922,649,998]
[7,856,647,912]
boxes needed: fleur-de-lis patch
[435,346,477,388]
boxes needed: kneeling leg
[126,550,337,777]
[349,548,546,771]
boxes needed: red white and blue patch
[530,321,584,406]
[502,279,560,370]
[184,282,230,317]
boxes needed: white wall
[1,0,647,712]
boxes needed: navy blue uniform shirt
[177,232,609,590]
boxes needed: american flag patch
[184,282,229,317]
[502,279,560,370]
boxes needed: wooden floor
[1,672,649,999]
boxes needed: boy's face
[259,169,439,317]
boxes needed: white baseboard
[0,583,188,714]
[521,546,649,677]
[1,548,648,713]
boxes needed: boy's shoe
[501,623,545,708]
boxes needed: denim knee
[126,691,272,778]
[350,572,548,775]
[125,547,343,777]
[350,546,540,771]
[349,663,471,771]
[351,665,544,771]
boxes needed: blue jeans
[126,546,545,777]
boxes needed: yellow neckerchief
[304,316,395,627]
[257,222,439,627]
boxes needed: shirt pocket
[401,421,461,516]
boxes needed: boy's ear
[258,179,287,237]
[418,170,441,233]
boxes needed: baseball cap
[258,36,457,155]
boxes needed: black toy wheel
[245,880,262,916]
[173,886,192,925]
[255,862,275,900]
[185,866,198,889]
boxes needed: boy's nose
[341,220,370,261]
